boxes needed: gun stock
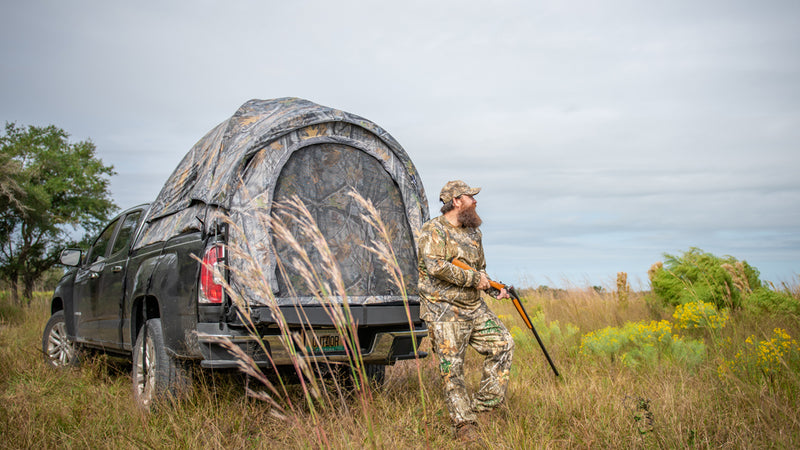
[450,258,560,377]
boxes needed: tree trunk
[23,278,34,305]
[9,277,20,306]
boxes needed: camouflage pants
[427,309,514,427]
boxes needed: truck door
[74,218,120,345]
[74,210,144,348]
[96,210,143,348]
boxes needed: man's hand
[477,273,510,299]
[477,273,491,290]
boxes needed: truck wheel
[364,363,386,386]
[131,318,190,410]
[42,310,79,367]
[338,363,387,389]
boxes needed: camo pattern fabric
[133,98,430,307]
[270,143,417,299]
[438,179,481,204]
[417,214,514,427]
[417,215,488,318]
[138,97,428,250]
[427,303,514,427]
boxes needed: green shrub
[506,311,581,356]
[743,288,800,315]
[649,247,761,310]
[579,320,706,368]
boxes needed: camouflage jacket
[417,215,489,321]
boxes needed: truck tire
[336,363,387,390]
[42,310,80,368]
[131,318,190,410]
[364,363,386,386]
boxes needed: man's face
[454,194,482,227]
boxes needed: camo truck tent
[134,98,429,306]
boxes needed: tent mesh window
[272,143,417,298]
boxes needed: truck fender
[128,254,162,345]
[139,249,202,359]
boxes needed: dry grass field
[2,283,799,449]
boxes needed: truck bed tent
[135,97,429,306]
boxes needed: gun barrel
[509,288,560,377]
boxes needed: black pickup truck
[42,98,429,408]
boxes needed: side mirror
[60,249,83,267]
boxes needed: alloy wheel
[46,320,75,366]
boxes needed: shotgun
[451,258,560,377]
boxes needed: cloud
[2,0,799,286]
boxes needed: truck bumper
[195,323,428,369]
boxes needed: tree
[0,122,117,304]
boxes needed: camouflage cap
[439,180,481,203]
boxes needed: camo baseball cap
[439,180,481,203]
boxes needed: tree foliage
[0,122,117,304]
[649,247,761,310]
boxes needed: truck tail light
[199,244,225,304]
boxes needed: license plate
[302,331,345,353]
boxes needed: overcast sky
[2,1,798,288]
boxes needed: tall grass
[193,192,431,446]
[2,221,800,447]
[3,286,800,447]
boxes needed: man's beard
[458,205,482,228]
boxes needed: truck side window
[111,211,141,256]
[86,219,119,264]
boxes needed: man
[417,180,514,441]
